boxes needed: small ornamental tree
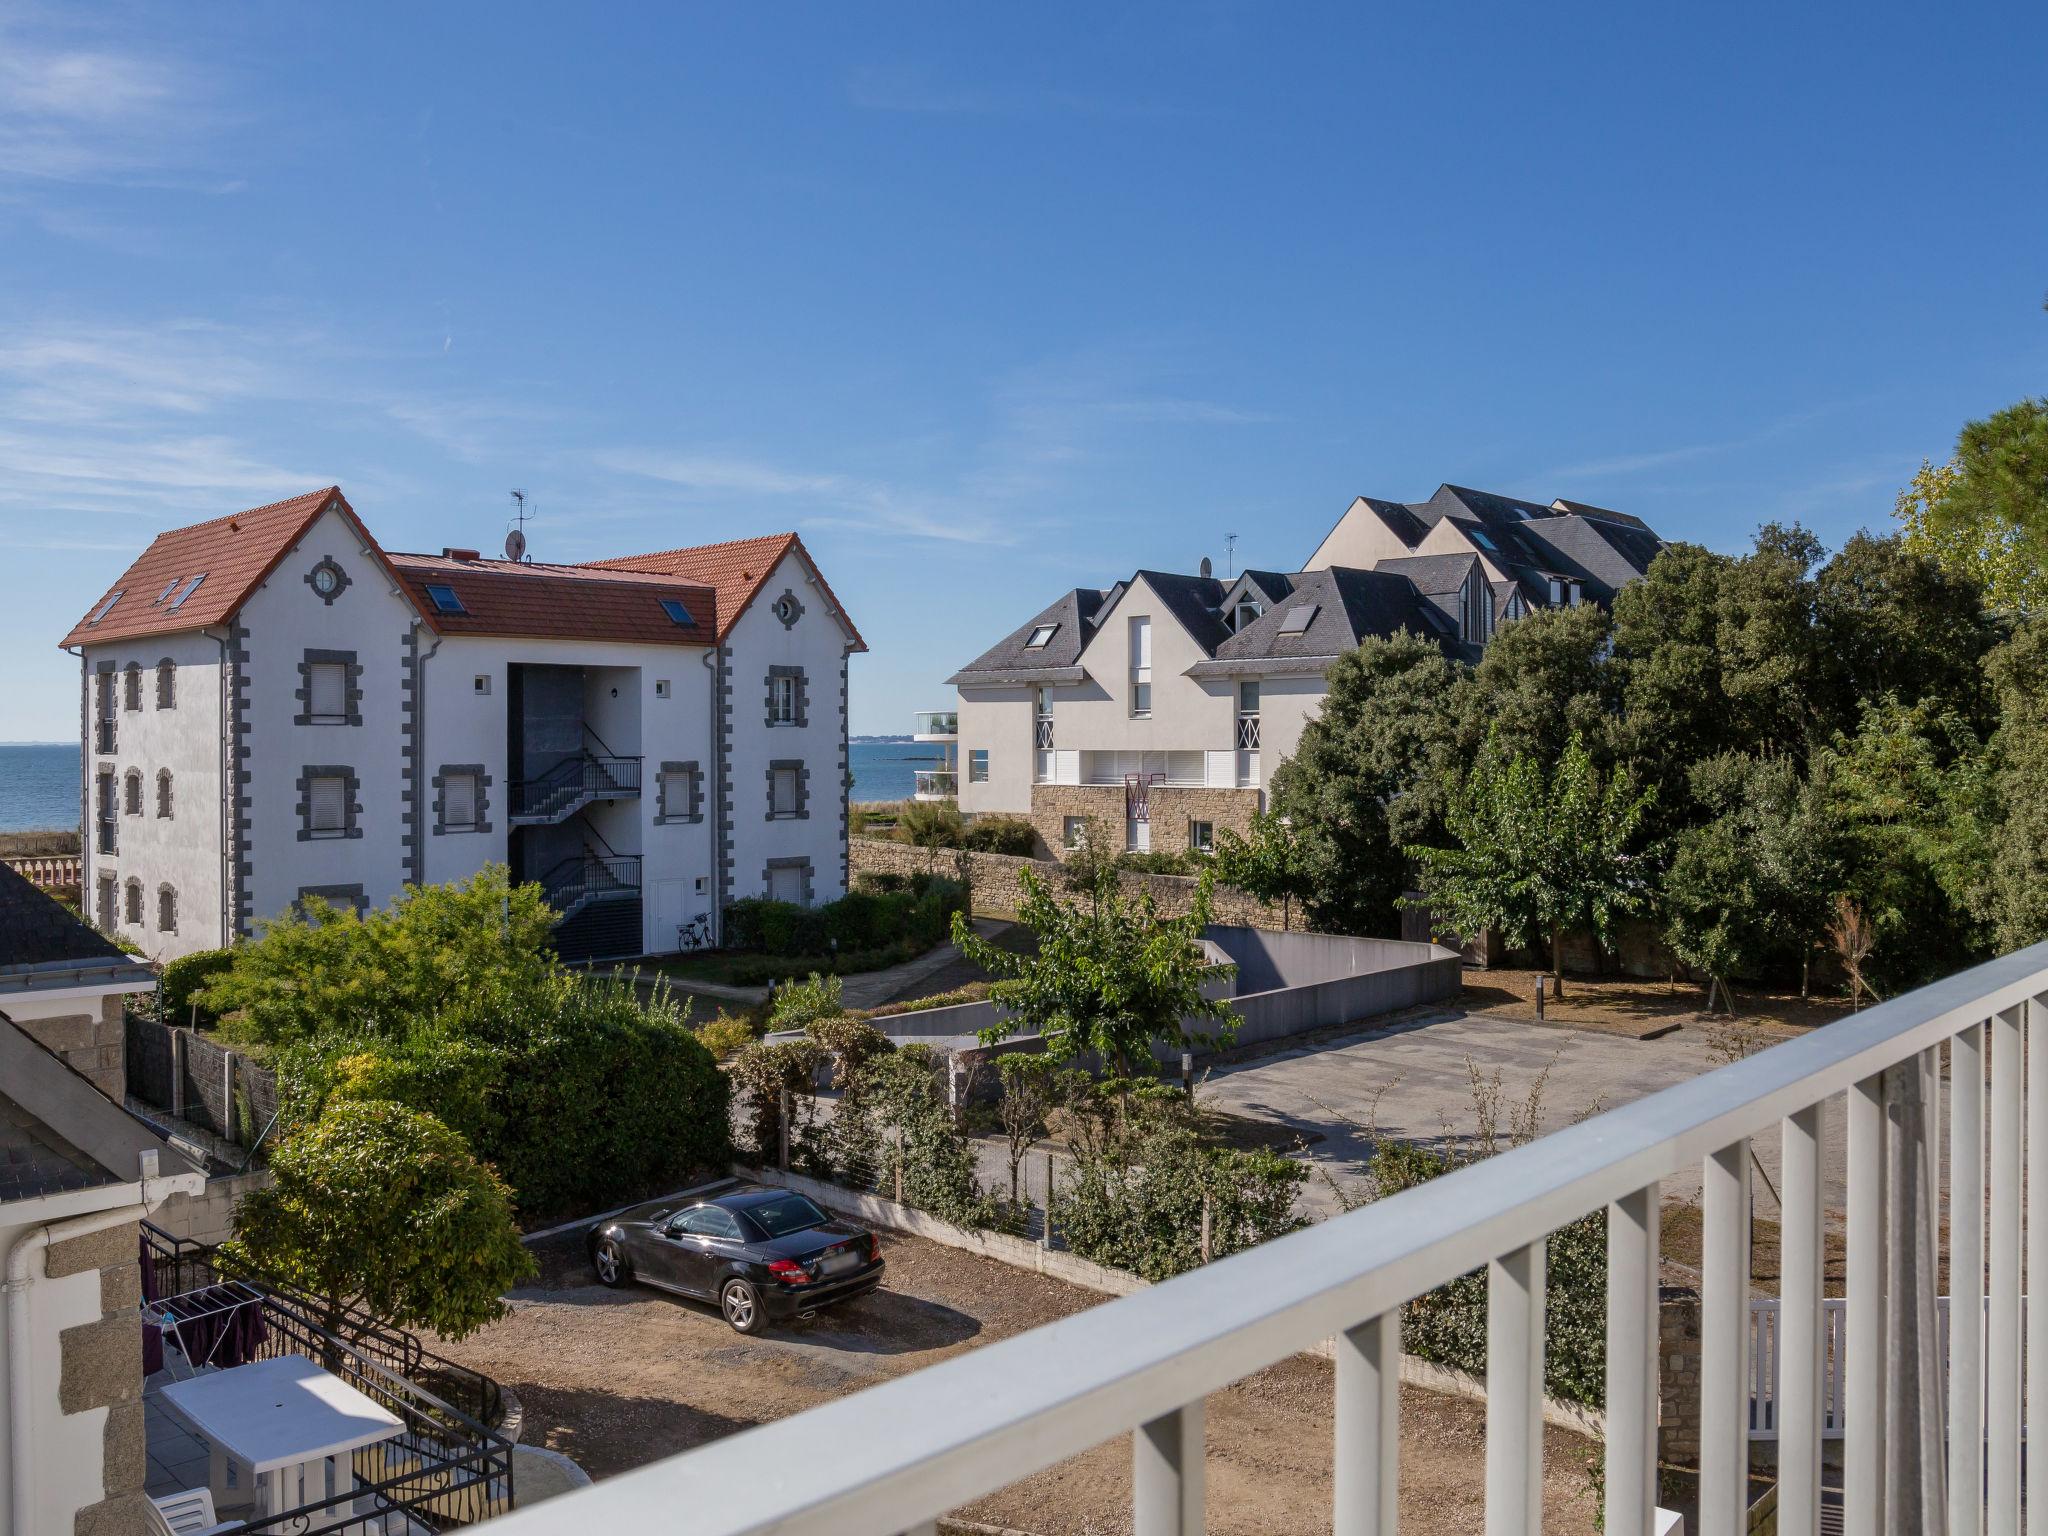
[1405,729,1655,995]
[1210,811,1315,931]
[991,1053,1084,1208]
[953,866,1239,1074]
[224,1099,534,1342]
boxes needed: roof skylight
[425,583,468,615]
[1466,527,1499,551]
[154,578,182,605]
[1025,623,1058,649]
[87,590,123,625]
[660,598,695,626]
[1278,604,1317,635]
[166,574,206,611]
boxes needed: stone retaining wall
[850,837,1285,928]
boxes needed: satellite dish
[1200,556,1213,578]
[504,528,527,562]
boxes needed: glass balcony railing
[913,769,958,800]
[913,710,959,739]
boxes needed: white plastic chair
[146,1488,237,1536]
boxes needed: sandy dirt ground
[440,1230,1599,1535]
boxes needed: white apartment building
[946,484,1664,857]
[62,487,864,963]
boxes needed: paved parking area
[1201,1008,1853,1219]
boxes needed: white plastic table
[158,1354,405,1521]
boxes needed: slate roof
[949,588,1108,683]
[0,1090,106,1200]
[582,532,868,651]
[1193,567,1472,676]
[387,554,718,647]
[0,861,153,980]
[1122,571,1231,654]
[1374,552,1484,596]
[59,487,408,648]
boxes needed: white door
[651,878,685,950]
[1126,818,1149,853]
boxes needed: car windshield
[744,1193,829,1238]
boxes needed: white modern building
[62,487,864,962]
[945,484,1664,857]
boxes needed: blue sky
[3,1,2044,739]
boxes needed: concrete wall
[146,1169,272,1248]
[80,629,227,959]
[723,548,855,910]
[956,683,1034,816]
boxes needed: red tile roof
[580,531,867,651]
[58,487,409,649]
[385,554,717,647]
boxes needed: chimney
[443,547,481,562]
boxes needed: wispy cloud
[0,14,226,189]
[1542,401,1864,486]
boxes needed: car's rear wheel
[721,1278,764,1334]
[592,1237,628,1288]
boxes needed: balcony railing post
[2029,994,2048,1536]
[1484,1241,1544,1536]
[1951,1024,1986,1536]
[1701,1139,1752,1533]
[1882,1050,1946,1531]
[1334,1311,1399,1536]
[1846,1072,1888,1534]
[1990,1004,2024,1529]
[1604,1183,1658,1536]
[1133,1402,1204,1536]
[1778,1105,1824,1536]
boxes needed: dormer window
[1234,601,1262,631]
[1025,623,1058,649]
[1548,577,1564,606]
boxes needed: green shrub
[694,1014,758,1059]
[1115,850,1199,876]
[962,815,1037,856]
[724,878,967,960]
[158,948,236,1027]
[769,972,846,1031]
[805,1016,895,1090]
[896,798,965,848]
[848,1047,994,1228]
[1369,1138,1607,1409]
[1052,1089,1305,1280]
[729,1038,827,1169]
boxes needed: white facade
[722,549,855,909]
[71,497,857,961]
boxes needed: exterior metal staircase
[509,750,642,825]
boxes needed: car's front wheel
[592,1236,629,1288]
[721,1278,764,1334]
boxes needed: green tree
[1893,400,2048,614]
[225,1099,534,1342]
[1662,754,1840,1008]
[1812,530,1998,737]
[953,867,1239,1074]
[201,866,560,1049]
[1986,619,2048,948]
[1452,602,1616,768]
[1405,730,1655,994]
[1267,632,1461,935]
[1209,810,1315,931]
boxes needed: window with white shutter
[771,766,799,816]
[309,775,346,835]
[444,772,477,829]
[309,662,347,721]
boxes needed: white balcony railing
[913,710,958,740]
[485,942,2048,1536]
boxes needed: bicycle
[677,911,714,951]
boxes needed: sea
[0,738,942,831]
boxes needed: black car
[586,1187,884,1333]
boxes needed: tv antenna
[1225,532,1238,578]
[505,489,530,562]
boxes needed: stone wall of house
[1659,1285,1703,1467]
[48,1218,149,1535]
[1146,786,1262,855]
[13,993,126,1102]
[1022,783,1125,859]
[849,837,1285,928]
